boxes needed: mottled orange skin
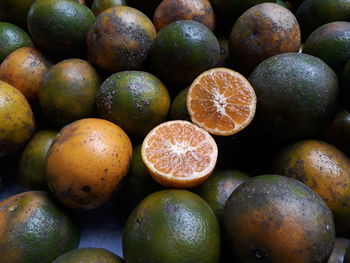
[87,6,156,73]
[0,81,35,157]
[229,3,301,73]
[272,140,350,234]
[46,118,133,209]
[153,0,215,32]
[0,191,80,263]
[0,47,51,102]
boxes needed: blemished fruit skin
[248,52,339,142]
[271,140,350,234]
[27,0,95,58]
[46,118,133,209]
[149,20,220,89]
[96,71,170,137]
[0,191,80,263]
[87,6,156,73]
[303,22,350,75]
[18,130,58,190]
[0,81,35,158]
[123,190,221,263]
[195,170,250,222]
[52,247,124,263]
[0,22,33,63]
[296,0,350,41]
[91,0,128,16]
[0,46,52,102]
[39,58,100,128]
[327,238,350,263]
[229,3,301,74]
[223,175,335,263]
[153,0,215,32]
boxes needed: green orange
[96,71,170,137]
[303,21,350,75]
[168,87,190,121]
[52,247,124,263]
[18,130,58,190]
[120,144,162,209]
[87,6,156,73]
[91,0,128,16]
[39,59,100,128]
[223,175,335,263]
[0,22,33,63]
[296,0,350,40]
[0,81,35,158]
[27,0,95,58]
[248,52,339,142]
[0,191,80,263]
[123,189,221,263]
[149,20,220,89]
[195,170,250,221]
[323,108,350,155]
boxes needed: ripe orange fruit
[187,68,256,136]
[46,118,133,209]
[0,46,51,102]
[141,120,218,188]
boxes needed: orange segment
[141,120,218,188]
[187,68,257,136]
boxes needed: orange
[0,46,51,102]
[46,118,133,209]
[187,67,256,136]
[141,120,218,189]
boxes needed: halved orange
[187,67,257,136]
[141,120,218,188]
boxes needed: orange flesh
[187,68,256,136]
[142,121,218,187]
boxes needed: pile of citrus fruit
[1,0,350,262]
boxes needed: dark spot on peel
[82,186,91,192]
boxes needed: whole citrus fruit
[149,20,220,89]
[229,3,301,73]
[18,130,58,190]
[27,0,95,58]
[248,52,339,142]
[0,22,33,63]
[0,80,35,157]
[87,6,156,73]
[303,21,350,75]
[0,191,80,263]
[39,58,100,128]
[0,46,51,102]
[123,189,221,263]
[223,175,335,263]
[46,118,133,209]
[96,71,170,137]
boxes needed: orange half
[141,120,218,188]
[187,67,257,136]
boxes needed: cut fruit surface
[187,68,256,136]
[141,120,218,188]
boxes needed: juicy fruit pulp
[141,120,218,188]
[187,68,256,136]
